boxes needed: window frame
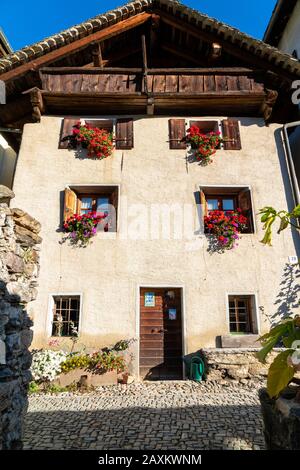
[206,194,238,212]
[64,184,120,232]
[76,192,113,215]
[226,293,260,336]
[47,293,83,338]
[199,184,256,235]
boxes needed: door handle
[158,329,168,333]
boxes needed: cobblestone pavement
[23,381,265,450]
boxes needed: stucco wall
[278,0,300,56]
[0,134,17,189]
[12,115,300,375]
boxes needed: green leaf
[257,318,296,362]
[292,205,300,217]
[278,217,289,234]
[267,350,295,398]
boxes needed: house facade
[264,0,300,58]
[1,0,300,380]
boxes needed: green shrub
[28,381,40,394]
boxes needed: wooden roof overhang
[1,0,300,150]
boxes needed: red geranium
[72,122,114,159]
[204,209,248,250]
[186,125,223,165]
[64,211,108,245]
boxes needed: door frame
[136,284,187,380]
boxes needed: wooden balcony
[36,67,271,117]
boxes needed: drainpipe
[283,121,300,206]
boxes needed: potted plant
[186,125,223,165]
[258,205,300,449]
[63,121,114,159]
[204,208,248,251]
[63,211,108,246]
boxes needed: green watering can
[184,356,205,382]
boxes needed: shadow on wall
[270,263,300,324]
[23,404,265,450]
[274,127,300,258]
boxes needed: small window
[200,187,254,234]
[52,296,80,337]
[63,186,119,232]
[228,295,256,334]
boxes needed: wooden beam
[23,87,45,122]
[141,35,148,71]
[0,12,152,83]
[157,11,297,82]
[92,43,103,68]
[39,66,258,75]
[209,43,222,61]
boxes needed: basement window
[52,296,80,337]
[228,295,258,334]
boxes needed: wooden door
[139,288,183,380]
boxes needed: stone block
[12,209,41,234]
[221,335,260,348]
[0,186,15,203]
[6,282,37,303]
[2,252,25,274]
[227,366,250,380]
[14,225,42,246]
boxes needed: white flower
[31,350,68,382]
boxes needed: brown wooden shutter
[238,189,253,233]
[116,118,134,149]
[110,187,118,232]
[59,118,79,149]
[200,190,208,217]
[169,119,186,149]
[222,119,242,150]
[63,188,77,222]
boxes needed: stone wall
[201,348,283,384]
[0,185,41,450]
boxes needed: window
[200,186,254,234]
[168,119,241,150]
[59,118,134,150]
[52,296,80,337]
[63,185,119,232]
[228,295,257,334]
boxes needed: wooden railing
[40,67,265,95]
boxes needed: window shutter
[238,189,253,233]
[110,187,118,232]
[222,119,241,150]
[200,190,208,217]
[59,118,78,149]
[116,118,134,149]
[169,119,186,149]
[64,188,77,222]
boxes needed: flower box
[56,368,118,387]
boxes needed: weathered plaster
[12,115,300,375]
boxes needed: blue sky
[1,0,277,51]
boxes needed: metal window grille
[52,296,80,337]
